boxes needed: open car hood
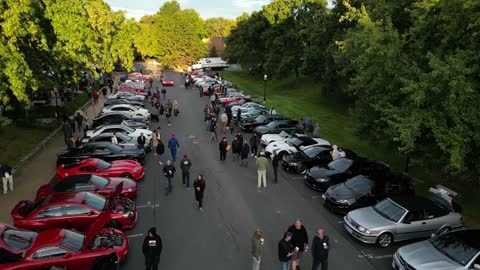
[106,182,123,211]
[83,211,112,250]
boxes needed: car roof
[94,112,130,119]
[59,174,94,185]
[389,196,440,212]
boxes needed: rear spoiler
[428,185,458,203]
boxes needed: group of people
[63,111,88,148]
[252,219,330,270]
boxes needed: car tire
[376,233,393,248]
[296,164,307,175]
[120,173,134,179]
[278,151,288,159]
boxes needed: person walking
[165,105,172,126]
[152,130,159,156]
[226,106,233,126]
[251,229,265,270]
[220,112,228,134]
[159,103,165,120]
[272,150,280,183]
[231,136,242,161]
[219,137,228,161]
[236,109,242,126]
[269,107,277,115]
[137,133,147,149]
[256,152,268,189]
[193,174,206,211]
[311,228,330,270]
[173,98,179,116]
[240,142,250,167]
[278,232,294,270]
[209,118,218,142]
[0,164,14,195]
[75,112,84,133]
[142,227,163,270]
[92,90,99,105]
[288,219,309,270]
[156,139,165,165]
[180,154,192,188]
[68,115,76,134]
[62,119,73,145]
[101,87,108,99]
[161,88,167,100]
[162,160,176,195]
[167,134,180,162]
[250,133,260,157]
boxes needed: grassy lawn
[224,70,480,227]
[0,126,53,166]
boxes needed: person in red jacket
[92,90,99,105]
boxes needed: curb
[13,100,93,177]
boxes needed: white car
[231,102,266,115]
[102,104,150,119]
[108,91,145,102]
[265,136,330,157]
[261,131,303,145]
[85,125,152,141]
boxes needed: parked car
[108,91,145,102]
[231,102,267,115]
[85,125,152,142]
[92,112,148,129]
[104,98,144,108]
[56,142,146,166]
[82,132,151,152]
[0,212,128,270]
[265,136,331,158]
[344,185,463,247]
[56,158,144,181]
[260,130,297,145]
[12,183,137,231]
[282,145,334,174]
[121,119,149,130]
[220,94,251,107]
[239,114,289,132]
[101,104,150,119]
[304,157,387,192]
[392,229,480,270]
[161,79,174,86]
[35,174,138,201]
[323,173,414,214]
[254,120,300,136]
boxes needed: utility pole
[263,74,268,103]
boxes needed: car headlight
[358,226,366,233]
[337,199,352,205]
[123,212,131,218]
[317,178,329,183]
[133,168,140,173]
[128,188,133,192]
[365,229,378,235]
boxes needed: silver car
[393,229,480,270]
[344,185,463,247]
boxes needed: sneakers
[199,207,203,211]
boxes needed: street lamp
[263,74,268,102]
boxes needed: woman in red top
[92,90,99,105]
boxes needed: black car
[282,145,333,174]
[104,98,144,108]
[239,114,288,132]
[92,112,148,128]
[82,132,152,152]
[323,173,414,214]
[56,142,146,166]
[253,120,300,136]
[304,158,390,192]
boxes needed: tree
[209,45,218,57]
[205,17,236,37]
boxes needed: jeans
[252,256,261,270]
[182,171,190,187]
[2,175,14,194]
[206,120,211,131]
[162,93,166,100]
[209,131,216,141]
[312,258,328,270]
[165,176,173,193]
[257,170,267,188]
[279,260,290,270]
[170,149,177,162]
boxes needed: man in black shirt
[272,150,280,183]
[137,133,147,149]
[142,227,163,270]
[311,228,330,270]
[288,219,309,270]
[278,232,294,270]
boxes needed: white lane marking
[136,204,161,209]
[127,233,144,238]
[337,221,344,224]
[358,253,394,260]
[311,195,323,199]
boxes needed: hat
[172,133,176,137]
[148,227,156,234]
[284,232,293,237]
[183,154,188,158]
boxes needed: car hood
[83,211,112,250]
[398,241,461,270]
[266,142,295,153]
[308,166,339,179]
[347,207,395,230]
[261,134,285,143]
[111,159,142,168]
[325,183,365,202]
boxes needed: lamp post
[263,74,268,103]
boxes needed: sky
[104,0,272,20]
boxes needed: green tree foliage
[205,17,236,37]
[135,1,207,68]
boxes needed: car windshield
[287,138,304,147]
[344,176,375,194]
[266,122,278,128]
[328,159,353,172]
[373,199,407,222]
[61,230,84,253]
[255,115,266,122]
[96,160,112,170]
[82,192,106,211]
[115,132,133,142]
[89,175,109,188]
[122,126,135,133]
[304,147,324,159]
[1,228,37,251]
[105,144,122,152]
[430,231,480,266]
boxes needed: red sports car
[11,183,137,232]
[0,212,128,270]
[220,94,251,107]
[202,84,221,95]
[56,158,144,181]
[161,79,174,86]
[35,174,138,201]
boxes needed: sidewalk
[0,93,110,223]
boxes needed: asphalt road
[120,66,406,270]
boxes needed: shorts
[291,250,303,260]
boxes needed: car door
[420,207,450,237]
[397,210,427,241]
[34,206,66,230]
[63,205,97,232]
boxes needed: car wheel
[376,233,393,248]
[120,173,134,179]
[296,164,307,175]
[278,151,288,159]
[106,220,121,230]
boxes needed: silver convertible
[344,185,463,247]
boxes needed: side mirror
[89,210,95,216]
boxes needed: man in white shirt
[0,164,13,194]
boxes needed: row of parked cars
[224,94,478,270]
[0,90,155,270]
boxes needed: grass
[0,126,53,166]
[224,70,480,227]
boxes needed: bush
[63,92,89,115]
